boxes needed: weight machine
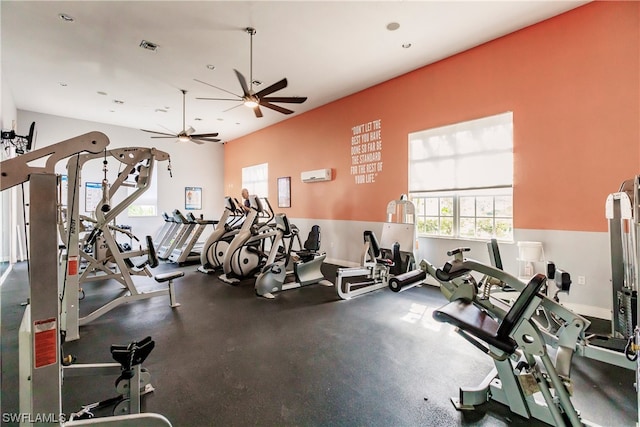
[421,242,639,426]
[604,176,640,422]
[605,177,639,340]
[427,248,590,426]
[61,147,180,342]
[1,132,172,426]
[335,196,425,299]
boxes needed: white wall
[16,110,225,244]
[1,73,18,263]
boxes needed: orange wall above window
[224,1,639,232]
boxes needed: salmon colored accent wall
[225,2,639,232]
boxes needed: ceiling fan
[195,27,307,118]
[141,89,221,144]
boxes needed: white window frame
[409,112,513,241]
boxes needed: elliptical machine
[198,197,246,274]
[255,216,332,299]
[219,195,277,284]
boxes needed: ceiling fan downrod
[246,27,256,92]
[181,89,187,131]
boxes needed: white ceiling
[2,1,588,143]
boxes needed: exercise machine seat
[146,235,159,268]
[111,336,155,376]
[304,225,321,251]
[363,230,394,267]
[432,274,546,354]
[297,225,321,262]
[488,238,504,270]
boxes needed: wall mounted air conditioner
[301,168,332,183]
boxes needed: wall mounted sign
[350,119,383,184]
[185,186,202,210]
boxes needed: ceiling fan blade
[255,78,288,99]
[253,105,263,118]
[261,96,307,104]
[190,139,206,145]
[191,132,219,138]
[141,129,177,137]
[192,137,221,143]
[260,101,294,115]
[234,69,251,97]
[196,97,240,102]
[150,136,180,139]
[194,78,242,99]
[185,126,196,136]
[223,103,244,113]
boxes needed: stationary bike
[255,216,332,299]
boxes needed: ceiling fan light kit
[195,26,308,118]
[141,89,221,144]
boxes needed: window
[409,112,513,241]
[127,163,158,217]
[242,163,269,197]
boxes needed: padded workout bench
[432,273,583,426]
[154,271,184,308]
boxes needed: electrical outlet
[577,276,586,285]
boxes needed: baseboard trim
[325,258,360,268]
[560,302,611,320]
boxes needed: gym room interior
[1,1,639,426]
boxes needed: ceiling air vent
[139,40,159,52]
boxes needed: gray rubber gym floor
[1,261,636,426]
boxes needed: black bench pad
[154,271,185,283]
[433,300,517,354]
[432,274,547,355]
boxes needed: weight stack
[617,289,637,338]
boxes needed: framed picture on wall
[277,177,291,208]
[84,181,102,213]
[185,186,202,210]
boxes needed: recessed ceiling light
[155,109,168,113]
[97,91,107,95]
[206,64,216,70]
[194,117,203,121]
[217,118,224,121]
[58,13,74,22]
[139,40,159,52]
[109,110,115,113]
[402,43,412,49]
[59,82,68,87]
[386,22,400,31]
[113,99,124,104]
[252,80,262,86]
